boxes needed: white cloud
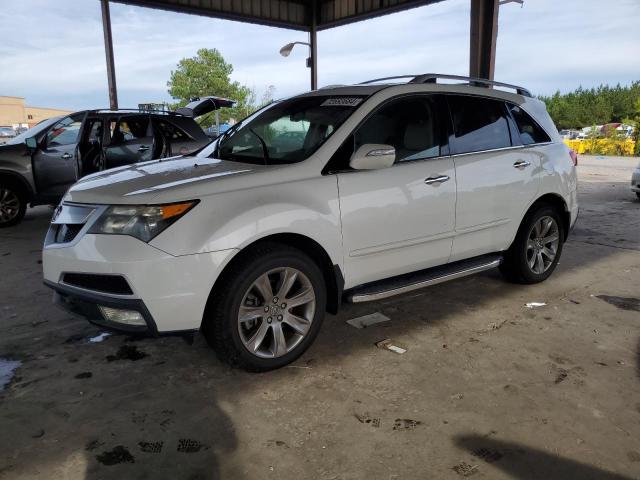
[0,0,637,110]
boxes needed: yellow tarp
[563,138,636,156]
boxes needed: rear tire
[201,242,326,372]
[500,204,564,284]
[0,180,27,228]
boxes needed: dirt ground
[1,155,639,480]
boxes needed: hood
[65,156,261,205]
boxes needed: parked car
[0,126,15,145]
[632,161,640,200]
[0,105,216,226]
[42,74,578,371]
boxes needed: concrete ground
[1,155,639,480]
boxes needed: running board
[347,254,503,303]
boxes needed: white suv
[43,74,578,371]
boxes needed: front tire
[0,181,27,228]
[500,204,564,284]
[202,243,326,371]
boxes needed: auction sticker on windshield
[321,97,363,107]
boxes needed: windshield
[7,116,62,145]
[214,95,365,165]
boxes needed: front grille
[54,224,83,244]
[62,273,134,295]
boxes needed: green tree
[167,48,253,127]
[539,81,640,129]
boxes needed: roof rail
[358,73,532,97]
[410,73,532,97]
[358,75,421,85]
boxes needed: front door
[446,95,541,261]
[104,115,154,169]
[32,113,84,198]
[335,95,456,288]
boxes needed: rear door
[32,113,84,197]
[154,117,208,157]
[335,94,456,287]
[104,115,153,168]
[447,95,540,261]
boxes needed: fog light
[98,306,146,326]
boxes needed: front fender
[150,175,343,267]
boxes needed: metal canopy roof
[111,0,446,31]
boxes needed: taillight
[569,149,578,166]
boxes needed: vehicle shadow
[454,434,636,480]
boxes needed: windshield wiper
[249,128,270,166]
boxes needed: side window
[355,96,443,163]
[448,95,512,154]
[156,119,191,141]
[110,116,150,144]
[46,116,82,147]
[507,104,551,145]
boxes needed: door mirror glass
[349,144,395,170]
[25,136,38,149]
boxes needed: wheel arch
[525,193,570,241]
[205,233,344,324]
[0,170,34,201]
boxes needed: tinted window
[110,116,150,144]
[507,104,550,145]
[156,119,190,141]
[47,116,82,147]
[448,95,512,154]
[355,95,443,163]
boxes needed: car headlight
[88,201,198,242]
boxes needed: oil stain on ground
[106,345,148,362]
[96,446,135,465]
[596,295,640,312]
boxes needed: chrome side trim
[349,258,502,303]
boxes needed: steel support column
[469,0,499,80]
[309,0,318,90]
[101,0,119,110]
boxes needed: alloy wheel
[237,267,316,359]
[0,188,20,224]
[526,215,560,274]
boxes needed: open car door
[104,115,154,169]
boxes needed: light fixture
[279,41,310,58]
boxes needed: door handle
[425,175,450,185]
[61,152,72,160]
[137,146,150,152]
[513,160,531,169]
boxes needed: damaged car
[0,97,233,227]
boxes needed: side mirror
[25,136,38,149]
[349,144,395,170]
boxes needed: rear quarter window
[507,104,551,145]
[447,95,512,154]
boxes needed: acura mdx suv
[42,74,578,371]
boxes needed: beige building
[0,96,73,129]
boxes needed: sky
[0,0,638,111]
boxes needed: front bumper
[45,280,158,334]
[43,233,237,333]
